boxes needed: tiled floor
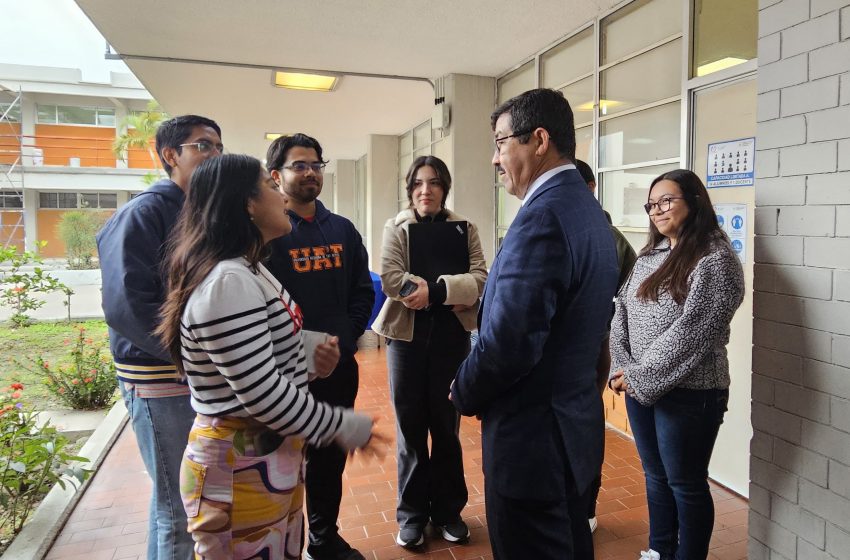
[45,348,748,560]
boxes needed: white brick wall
[753,1,850,558]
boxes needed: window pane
[97,109,116,127]
[575,125,593,165]
[600,39,682,116]
[601,163,678,227]
[497,60,535,105]
[1,191,23,208]
[497,185,523,230]
[39,192,57,208]
[399,131,413,155]
[0,103,21,123]
[57,193,79,208]
[80,193,98,208]
[413,121,431,149]
[540,27,594,88]
[99,193,117,208]
[559,77,594,127]
[37,105,56,124]
[693,0,757,77]
[601,0,682,64]
[413,146,430,161]
[399,153,412,182]
[58,106,96,125]
[599,101,680,167]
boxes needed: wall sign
[707,137,755,188]
[714,203,747,264]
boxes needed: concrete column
[22,189,38,252]
[319,171,334,211]
[444,74,497,266]
[366,135,398,272]
[334,159,356,223]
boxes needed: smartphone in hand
[399,279,418,297]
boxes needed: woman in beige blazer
[372,155,487,550]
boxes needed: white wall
[749,1,850,558]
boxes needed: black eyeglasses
[283,161,326,173]
[179,141,224,155]
[493,129,533,151]
[644,196,685,214]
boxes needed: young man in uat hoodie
[265,134,375,560]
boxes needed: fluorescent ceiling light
[273,70,339,92]
[265,133,287,140]
[696,57,748,77]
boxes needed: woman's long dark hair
[155,154,267,376]
[636,169,723,304]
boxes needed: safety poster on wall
[707,137,755,188]
[714,203,747,264]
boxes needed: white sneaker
[640,550,661,560]
[588,517,598,533]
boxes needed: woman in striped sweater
[157,154,386,560]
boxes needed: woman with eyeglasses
[156,154,386,560]
[372,155,487,549]
[608,169,744,560]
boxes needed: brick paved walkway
[45,348,748,560]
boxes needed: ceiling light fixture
[273,70,339,92]
[696,57,748,77]
[265,133,288,140]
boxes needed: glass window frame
[493,0,757,242]
[35,104,117,127]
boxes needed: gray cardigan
[610,233,745,406]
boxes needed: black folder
[408,221,470,282]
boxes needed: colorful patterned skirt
[180,414,306,559]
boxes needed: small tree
[56,211,105,270]
[0,244,69,328]
[112,100,167,186]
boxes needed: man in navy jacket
[265,134,374,560]
[451,89,618,559]
[97,115,222,560]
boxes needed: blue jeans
[120,381,196,560]
[626,388,728,560]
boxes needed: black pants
[486,454,594,560]
[305,356,359,547]
[387,308,469,529]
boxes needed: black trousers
[386,308,470,529]
[305,356,359,546]
[485,456,594,560]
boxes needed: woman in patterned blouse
[157,154,386,559]
[609,169,744,560]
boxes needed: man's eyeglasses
[493,129,533,151]
[644,196,685,214]
[179,141,224,155]
[283,161,327,174]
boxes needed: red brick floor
[46,348,748,560]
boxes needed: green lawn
[0,320,110,411]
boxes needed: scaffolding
[0,88,25,251]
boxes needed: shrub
[56,211,106,270]
[17,326,117,410]
[0,244,69,328]
[0,383,90,535]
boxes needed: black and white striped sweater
[179,258,370,450]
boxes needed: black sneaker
[438,520,470,543]
[304,535,366,560]
[395,525,425,549]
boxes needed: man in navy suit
[451,88,618,559]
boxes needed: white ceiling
[74,0,618,161]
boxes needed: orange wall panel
[0,210,25,250]
[34,124,115,168]
[35,209,115,258]
[126,136,161,170]
[0,122,21,165]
